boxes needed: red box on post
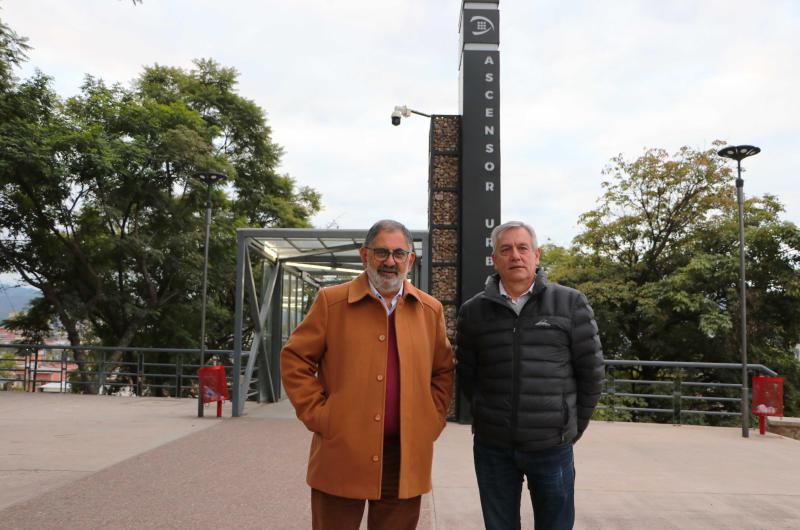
[751,376,783,435]
[198,365,229,417]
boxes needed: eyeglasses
[365,247,411,262]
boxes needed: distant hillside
[0,285,40,323]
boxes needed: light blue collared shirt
[499,280,535,315]
[368,280,404,316]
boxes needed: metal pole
[232,232,246,417]
[736,160,749,438]
[197,182,213,418]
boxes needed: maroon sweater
[384,311,400,442]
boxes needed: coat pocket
[432,409,446,441]
[425,396,446,441]
[315,396,334,439]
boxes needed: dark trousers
[473,440,575,530]
[311,444,421,530]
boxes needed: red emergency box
[198,365,229,417]
[751,376,783,435]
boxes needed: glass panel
[289,239,321,249]
[321,238,360,247]
[281,272,290,342]
[294,277,302,332]
[289,274,296,332]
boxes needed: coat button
[372,455,380,462]
[376,374,384,382]
[374,414,382,421]
[378,334,386,341]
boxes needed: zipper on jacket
[510,316,521,439]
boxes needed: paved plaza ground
[1,392,799,529]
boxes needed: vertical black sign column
[460,1,500,302]
[456,1,500,422]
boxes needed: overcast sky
[3,0,798,250]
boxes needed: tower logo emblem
[470,15,495,36]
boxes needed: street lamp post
[717,144,760,438]
[193,171,227,418]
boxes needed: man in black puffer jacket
[456,221,604,530]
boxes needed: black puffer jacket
[456,271,604,451]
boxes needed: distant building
[1,327,75,391]
[0,326,18,342]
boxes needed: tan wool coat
[280,273,454,500]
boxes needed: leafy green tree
[0,15,28,89]
[543,144,800,416]
[0,17,320,371]
[1,297,55,344]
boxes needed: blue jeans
[473,440,575,530]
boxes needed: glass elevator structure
[230,228,428,415]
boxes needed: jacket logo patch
[534,320,552,328]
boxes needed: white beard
[366,265,405,295]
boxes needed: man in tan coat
[281,219,454,530]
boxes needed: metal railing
[0,343,236,398]
[600,359,778,425]
[2,345,780,427]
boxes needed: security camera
[391,105,409,126]
[390,105,430,126]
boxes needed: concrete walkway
[1,393,799,529]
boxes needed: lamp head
[717,145,761,162]
[192,171,228,185]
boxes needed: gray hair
[490,221,538,250]
[364,219,413,249]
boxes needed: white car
[39,382,71,393]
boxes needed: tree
[0,17,320,366]
[543,144,800,416]
[0,15,29,90]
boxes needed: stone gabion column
[428,115,461,418]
